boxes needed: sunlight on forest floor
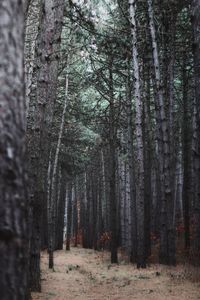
[32,247,200,300]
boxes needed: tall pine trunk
[129,0,146,268]
[191,0,200,264]
[0,0,28,298]
[182,55,191,252]
[27,0,64,288]
[66,182,73,251]
[109,58,118,264]
[48,76,68,268]
[148,0,176,265]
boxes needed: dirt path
[32,247,200,300]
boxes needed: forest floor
[32,247,200,300]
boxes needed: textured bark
[174,155,183,223]
[85,172,91,249]
[102,148,110,233]
[163,14,177,235]
[191,0,200,263]
[129,0,146,268]
[24,0,32,17]
[126,62,137,263]
[48,76,68,266]
[56,168,67,250]
[73,179,78,247]
[125,162,132,254]
[66,183,73,251]
[109,59,118,264]
[143,66,152,259]
[118,129,132,255]
[54,167,62,249]
[118,145,126,249]
[0,0,28,298]
[117,126,133,255]
[24,0,40,119]
[182,57,191,251]
[27,0,65,288]
[148,0,176,265]
[97,172,103,250]
[81,175,86,248]
[101,150,108,231]
[92,175,98,250]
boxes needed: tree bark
[143,65,152,259]
[191,0,200,264]
[24,0,32,17]
[48,76,68,267]
[129,0,146,268]
[148,0,176,265]
[182,55,191,252]
[66,182,73,251]
[126,60,137,263]
[73,178,79,247]
[0,0,28,298]
[27,0,65,288]
[57,169,67,249]
[24,0,40,120]
[109,58,118,264]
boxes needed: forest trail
[32,247,200,300]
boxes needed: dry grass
[32,247,200,300]
[182,263,200,282]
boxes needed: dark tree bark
[73,179,79,247]
[191,0,200,263]
[82,173,88,248]
[109,58,118,264]
[86,171,94,249]
[126,61,137,263]
[0,0,28,298]
[129,0,146,268]
[66,182,73,251]
[148,0,176,265]
[24,0,32,17]
[56,167,67,250]
[143,65,152,259]
[27,0,65,288]
[49,76,68,265]
[182,55,191,252]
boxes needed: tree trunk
[27,0,65,288]
[66,182,73,251]
[129,0,146,268]
[148,0,176,265]
[182,56,191,252]
[73,178,79,247]
[55,167,67,250]
[109,59,118,264]
[48,76,68,266]
[118,143,126,249]
[24,0,40,120]
[0,0,28,298]
[24,0,32,17]
[143,65,152,259]
[126,60,137,263]
[191,0,200,264]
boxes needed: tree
[66,182,73,251]
[147,0,176,265]
[27,0,65,290]
[191,0,200,264]
[24,0,32,17]
[49,76,69,267]
[0,0,28,298]
[107,53,119,264]
[22,0,200,277]
[129,0,146,268]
